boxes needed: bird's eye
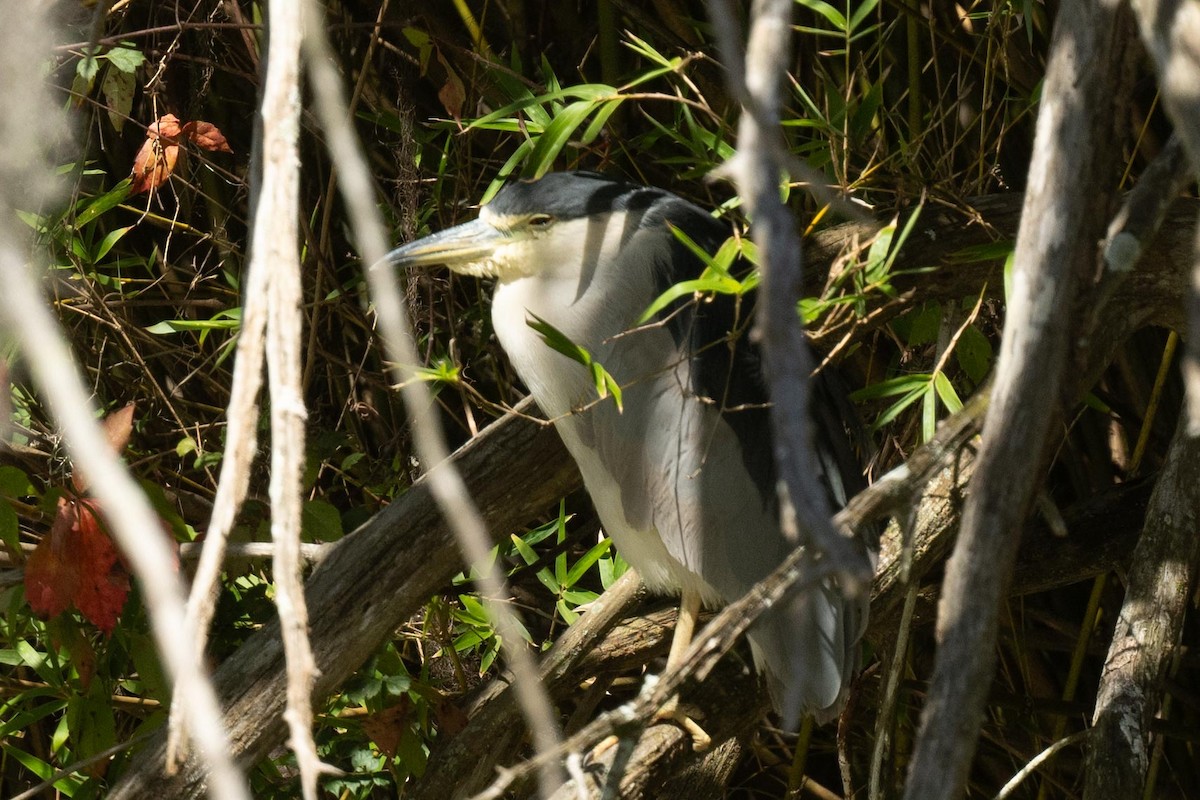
[528,214,555,229]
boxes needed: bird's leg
[590,588,711,762]
[655,588,712,750]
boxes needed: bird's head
[380,172,681,282]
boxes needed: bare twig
[1088,134,1190,339]
[300,4,566,795]
[704,2,871,661]
[0,6,246,798]
[170,4,333,794]
[258,3,331,797]
[902,3,1136,797]
[171,56,272,786]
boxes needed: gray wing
[584,197,866,718]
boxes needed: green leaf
[848,0,882,31]
[0,698,67,739]
[104,45,146,73]
[74,180,132,228]
[580,98,622,143]
[302,499,344,542]
[411,359,460,385]
[145,312,241,337]
[0,502,19,565]
[128,632,169,703]
[906,303,942,346]
[100,66,136,131]
[863,220,896,284]
[466,84,615,132]
[589,362,624,412]
[526,100,599,177]
[564,537,612,586]
[509,533,540,566]
[933,371,964,413]
[1003,249,1016,304]
[597,547,628,589]
[526,313,623,411]
[0,465,34,497]
[955,325,993,383]
[93,226,132,262]
[76,47,102,82]
[796,0,848,31]
[71,681,117,762]
[2,743,54,784]
[851,374,931,401]
[922,386,937,443]
[865,381,932,432]
[556,599,579,625]
[16,640,60,687]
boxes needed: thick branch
[106,401,579,799]
[1083,419,1200,799]
[902,3,1137,797]
[1128,0,1200,430]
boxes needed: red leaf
[24,498,82,619]
[129,114,184,196]
[130,115,231,195]
[146,113,183,140]
[129,137,179,196]
[71,499,129,636]
[24,497,130,636]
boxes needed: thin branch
[0,6,247,797]
[257,2,332,797]
[299,4,567,795]
[704,1,872,658]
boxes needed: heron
[385,171,866,735]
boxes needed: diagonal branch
[902,2,1137,797]
[705,0,872,611]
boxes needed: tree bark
[1083,418,1200,799]
[1127,0,1200,430]
[902,2,1137,797]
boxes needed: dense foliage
[1,2,1195,798]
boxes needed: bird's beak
[378,219,506,277]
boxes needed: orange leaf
[146,113,183,140]
[72,403,136,493]
[181,120,233,153]
[129,114,184,196]
[129,137,179,196]
[362,698,411,758]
